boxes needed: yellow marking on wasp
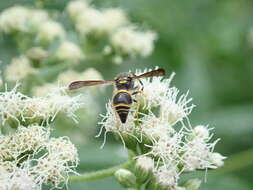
[113,103,131,107]
[116,109,129,111]
[117,89,131,95]
[119,80,127,84]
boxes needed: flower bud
[210,152,226,168]
[193,125,209,139]
[114,169,136,188]
[183,179,201,190]
[146,176,168,190]
[26,47,49,61]
[135,156,154,184]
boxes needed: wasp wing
[133,68,165,79]
[69,80,114,90]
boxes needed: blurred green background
[1,0,253,189]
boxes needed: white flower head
[28,10,49,32]
[46,137,78,163]
[135,68,175,109]
[32,83,58,97]
[76,7,127,36]
[153,166,179,190]
[182,130,221,171]
[0,166,39,190]
[110,26,157,57]
[37,21,65,43]
[101,8,128,33]
[136,156,154,172]
[55,41,84,63]
[26,47,49,61]
[35,136,78,187]
[0,124,79,189]
[209,152,226,168]
[160,88,194,125]
[76,8,104,35]
[0,85,84,125]
[0,125,49,161]
[0,6,30,33]
[192,125,210,140]
[66,0,90,20]
[5,55,37,82]
[81,67,104,81]
[140,113,175,141]
[148,133,183,167]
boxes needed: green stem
[69,160,134,183]
[212,148,253,175]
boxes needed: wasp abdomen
[113,91,132,123]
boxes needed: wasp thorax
[115,72,135,90]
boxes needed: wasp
[68,68,165,123]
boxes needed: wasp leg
[131,72,144,91]
[134,100,140,118]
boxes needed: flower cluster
[66,0,157,62]
[5,55,37,82]
[0,125,78,189]
[0,85,84,126]
[32,67,103,97]
[99,68,225,190]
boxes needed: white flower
[0,6,49,34]
[182,131,220,171]
[31,137,78,187]
[5,55,36,82]
[153,166,179,190]
[140,113,175,141]
[55,41,84,63]
[209,152,226,168]
[0,125,49,160]
[81,67,104,81]
[110,26,157,57]
[66,0,90,20]
[0,166,39,190]
[147,133,183,167]
[32,83,58,97]
[28,10,49,31]
[46,137,78,163]
[193,125,210,140]
[76,7,128,36]
[160,88,194,125]
[0,124,79,189]
[136,156,154,172]
[37,21,65,43]
[112,55,123,64]
[0,6,30,33]
[101,8,128,33]
[26,47,49,61]
[0,85,84,125]
[135,69,175,108]
[76,8,104,35]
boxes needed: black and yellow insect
[68,68,165,123]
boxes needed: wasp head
[114,72,135,90]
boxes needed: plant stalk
[69,160,134,183]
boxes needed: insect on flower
[68,68,165,123]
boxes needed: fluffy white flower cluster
[55,41,84,63]
[5,55,37,82]
[0,85,84,126]
[0,6,49,33]
[67,0,128,35]
[0,125,78,190]
[33,67,103,97]
[0,6,66,43]
[100,68,225,190]
[66,0,156,60]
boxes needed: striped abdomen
[113,91,132,123]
